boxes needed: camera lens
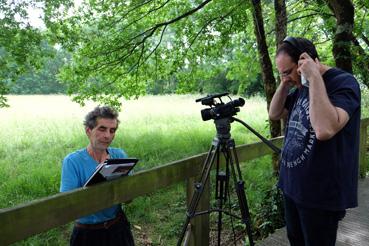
[231,98,245,107]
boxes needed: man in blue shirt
[269,37,361,245]
[60,106,135,246]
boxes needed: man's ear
[86,127,91,136]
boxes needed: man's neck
[320,64,331,76]
[87,145,109,163]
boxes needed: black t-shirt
[278,68,361,210]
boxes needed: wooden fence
[0,118,368,245]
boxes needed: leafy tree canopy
[7,42,68,94]
[1,0,368,108]
[45,0,257,107]
[0,0,58,106]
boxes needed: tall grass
[0,95,269,245]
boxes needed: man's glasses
[279,65,296,78]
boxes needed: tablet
[83,158,139,187]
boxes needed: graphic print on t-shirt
[281,89,316,168]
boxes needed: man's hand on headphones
[297,52,321,81]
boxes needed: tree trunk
[250,0,280,174]
[326,0,354,73]
[352,35,369,88]
[271,0,287,175]
[274,0,287,46]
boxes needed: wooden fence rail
[0,118,368,245]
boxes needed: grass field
[0,94,279,245]
[1,93,367,245]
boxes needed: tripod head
[212,118,232,141]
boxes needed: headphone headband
[283,36,303,54]
[282,36,316,59]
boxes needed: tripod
[177,117,255,246]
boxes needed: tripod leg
[227,142,255,246]
[235,181,254,246]
[216,171,227,246]
[177,141,221,246]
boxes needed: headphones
[283,36,316,59]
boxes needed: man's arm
[298,54,349,140]
[60,158,81,192]
[269,82,290,121]
[308,72,349,140]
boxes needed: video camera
[196,92,245,121]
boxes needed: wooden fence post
[359,120,368,178]
[186,175,210,246]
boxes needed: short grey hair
[84,106,120,129]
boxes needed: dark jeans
[284,195,346,246]
[70,213,135,246]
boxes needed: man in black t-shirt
[269,37,361,245]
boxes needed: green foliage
[0,29,43,104]
[146,76,178,95]
[361,85,369,118]
[7,42,68,94]
[253,185,285,238]
[201,70,236,94]
[226,41,260,94]
[1,0,368,107]
[0,1,59,105]
[0,78,9,107]
[351,1,369,86]
[45,0,259,106]
[45,0,369,107]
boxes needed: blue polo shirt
[60,147,127,224]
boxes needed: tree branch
[351,34,369,86]
[101,0,156,31]
[144,25,167,62]
[361,33,369,47]
[301,16,314,36]
[90,0,213,72]
[124,0,156,16]
[187,4,240,52]
[289,8,334,19]
[92,0,172,57]
[117,0,212,50]
[165,4,242,80]
[288,13,333,23]
[99,1,239,90]
[115,0,171,37]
